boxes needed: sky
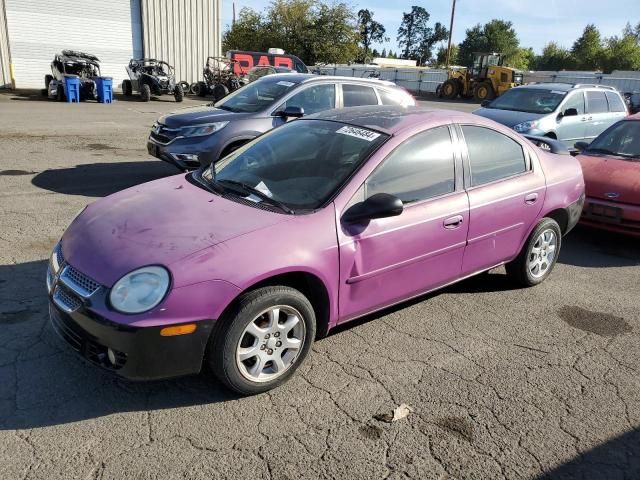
[221,0,638,55]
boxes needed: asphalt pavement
[0,90,639,480]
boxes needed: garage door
[0,0,11,88]
[4,0,142,89]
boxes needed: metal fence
[313,66,640,95]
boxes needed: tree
[571,24,604,70]
[357,9,387,62]
[601,28,640,72]
[396,6,448,65]
[381,48,387,58]
[222,0,360,65]
[534,42,574,70]
[436,44,458,66]
[622,21,640,41]
[456,19,520,67]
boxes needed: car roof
[307,105,496,135]
[516,82,621,94]
[266,73,398,88]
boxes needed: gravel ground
[0,90,639,480]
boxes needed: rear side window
[587,91,609,113]
[461,126,527,186]
[605,92,626,112]
[280,84,336,115]
[365,126,455,203]
[379,89,411,106]
[343,84,379,107]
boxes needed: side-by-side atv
[45,50,100,101]
[190,56,246,100]
[123,59,183,102]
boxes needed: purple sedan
[47,106,585,394]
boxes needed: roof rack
[572,84,616,90]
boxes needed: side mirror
[342,193,404,224]
[560,107,578,118]
[574,141,589,152]
[480,100,491,107]
[276,106,304,118]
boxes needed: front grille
[150,123,181,145]
[60,265,100,297]
[53,286,82,313]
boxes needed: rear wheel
[207,286,316,395]
[212,83,229,101]
[506,218,562,287]
[140,83,151,102]
[441,79,459,100]
[122,79,132,96]
[174,84,184,102]
[197,81,208,97]
[45,75,53,89]
[473,81,495,102]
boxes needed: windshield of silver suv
[214,76,300,113]
[201,119,389,211]
[486,88,567,114]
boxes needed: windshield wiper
[586,147,636,158]
[217,179,294,214]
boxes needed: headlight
[109,266,170,314]
[180,122,229,138]
[513,121,539,133]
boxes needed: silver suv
[473,83,628,147]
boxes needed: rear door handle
[525,193,538,204]
[443,215,464,229]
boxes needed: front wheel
[122,79,132,96]
[473,81,495,102]
[174,84,184,102]
[207,286,316,395]
[140,83,151,102]
[506,218,562,287]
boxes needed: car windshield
[586,121,640,158]
[486,88,566,114]
[215,76,299,113]
[201,119,389,211]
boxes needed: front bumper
[47,251,215,381]
[147,133,223,170]
[580,196,640,237]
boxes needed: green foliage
[457,19,521,67]
[601,32,640,72]
[358,9,387,61]
[222,0,359,65]
[571,24,603,70]
[396,6,448,65]
[534,42,574,70]
[435,44,458,66]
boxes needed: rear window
[605,92,626,112]
[587,91,608,114]
[379,89,412,106]
[343,84,379,107]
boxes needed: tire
[45,75,53,89]
[179,81,190,93]
[174,84,184,102]
[207,286,316,395]
[441,79,459,100]
[197,81,208,97]
[506,218,562,287]
[212,83,229,101]
[473,81,495,102]
[189,82,199,95]
[140,83,151,102]
[123,79,132,96]
[56,85,65,102]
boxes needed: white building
[0,0,222,89]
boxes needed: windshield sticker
[277,81,295,87]
[254,181,273,198]
[336,126,381,142]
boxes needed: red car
[575,113,640,236]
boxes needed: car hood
[577,153,640,203]
[61,174,288,287]
[158,105,253,128]
[473,108,546,127]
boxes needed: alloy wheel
[528,229,557,278]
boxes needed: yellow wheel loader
[440,52,523,102]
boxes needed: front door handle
[525,193,539,204]
[443,215,464,229]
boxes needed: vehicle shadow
[31,161,181,197]
[3,89,51,101]
[559,226,640,268]
[0,259,238,431]
[537,428,640,479]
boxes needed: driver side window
[562,92,585,115]
[278,84,336,115]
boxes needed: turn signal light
[160,323,197,336]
